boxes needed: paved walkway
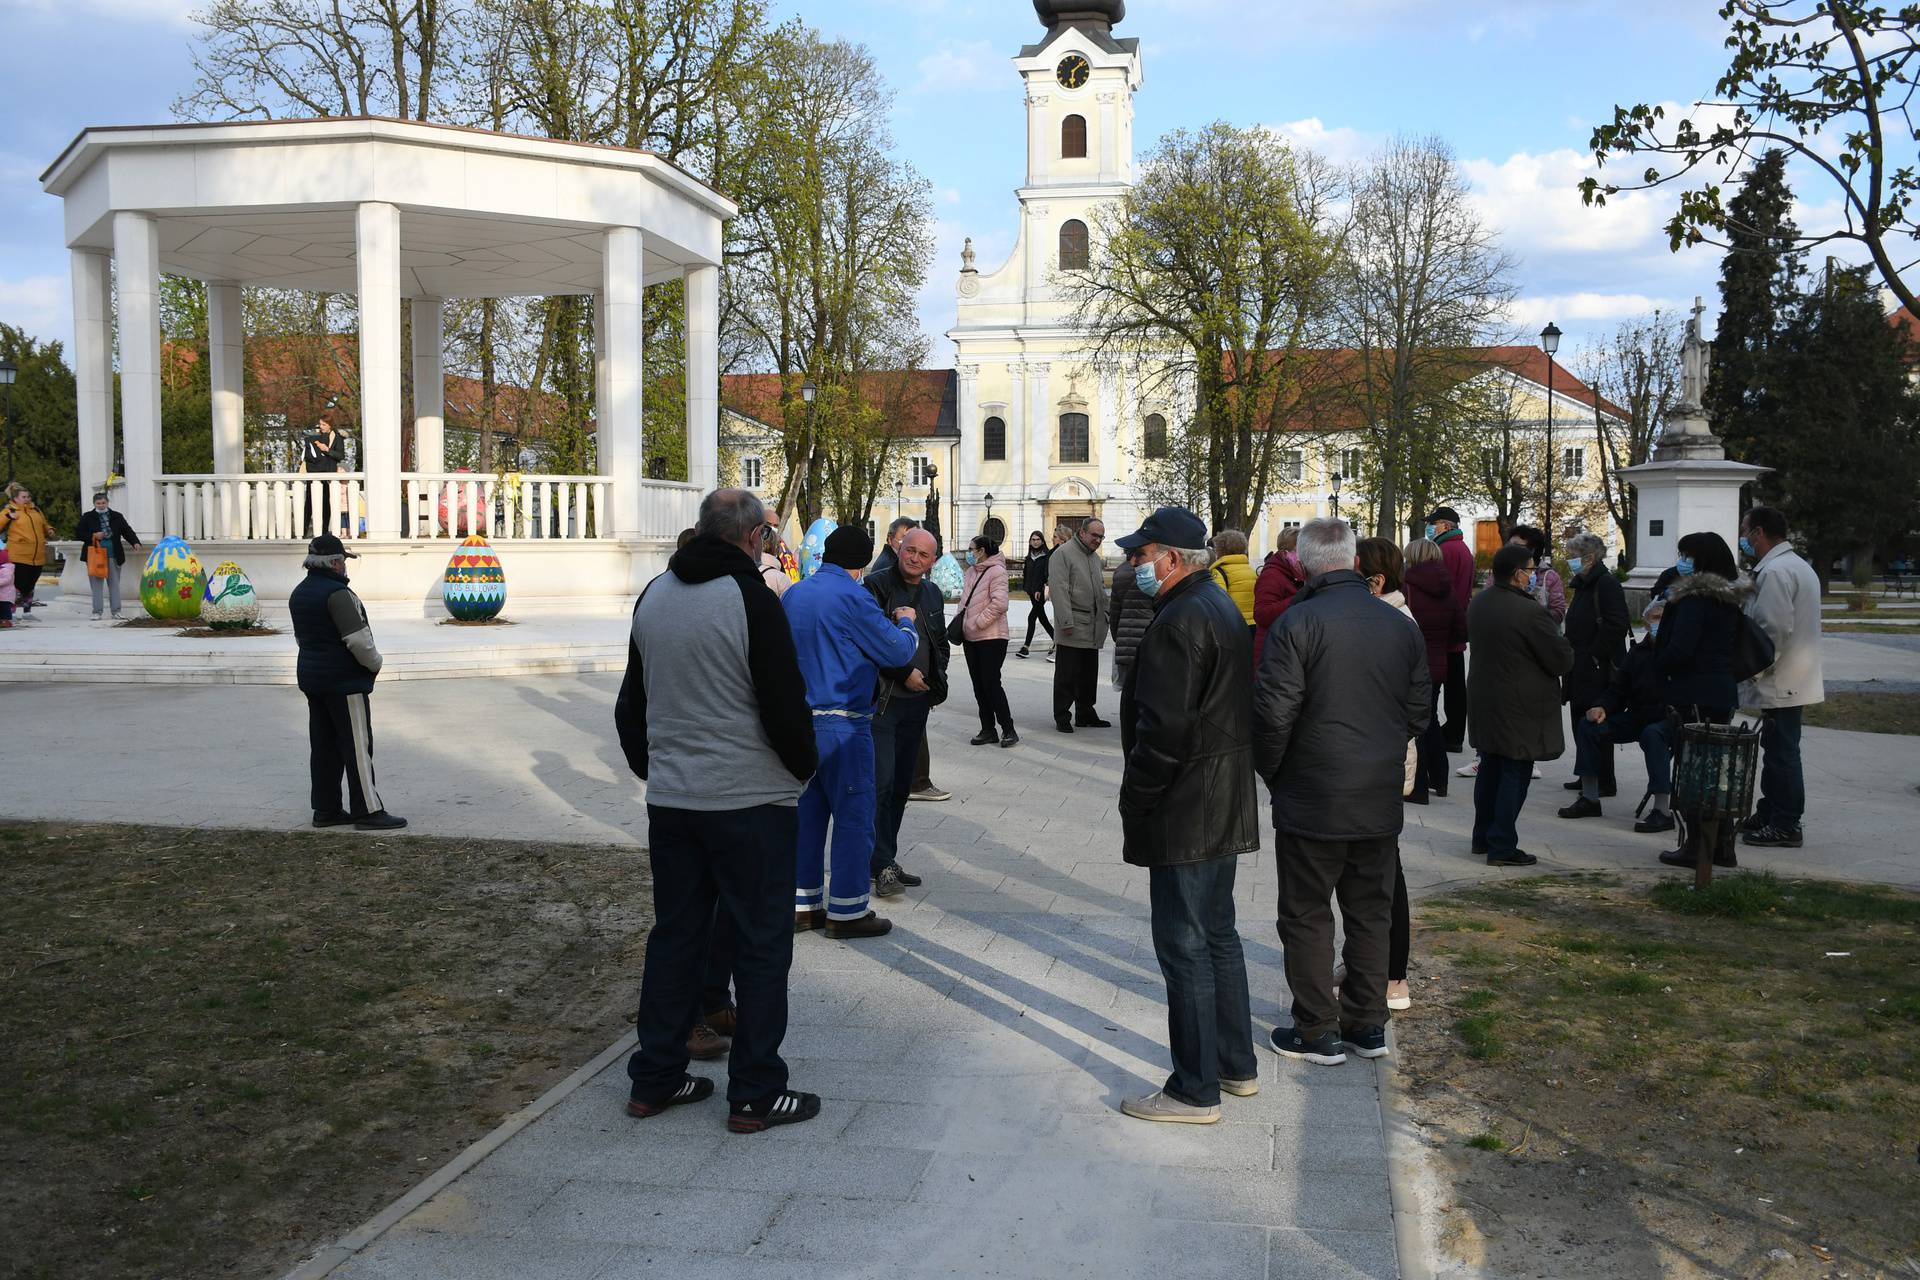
[4,631,1918,1280]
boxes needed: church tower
[948,1,1146,546]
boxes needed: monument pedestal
[1619,454,1770,591]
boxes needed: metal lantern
[1671,719,1761,888]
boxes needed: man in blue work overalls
[784,526,921,940]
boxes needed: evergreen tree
[1705,149,1801,463]
[0,324,81,536]
[1760,266,1920,586]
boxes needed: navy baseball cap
[308,533,359,558]
[1116,506,1209,552]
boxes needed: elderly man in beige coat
[1738,505,1824,850]
[1050,517,1111,732]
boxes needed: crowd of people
[270,480,1826,1133]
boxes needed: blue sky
[0,0,1796,368]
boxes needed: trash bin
[1671,720,1760,888]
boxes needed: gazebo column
[601,226,645,538]
[685,264,719,492]
[411,297,445,473]
[356,201,402,539]
[112,211,163,535]
[207,281,246,476]
[69,250,113,514]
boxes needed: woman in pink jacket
[960,534,1017,748]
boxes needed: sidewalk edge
[1378,1036,1439,1280]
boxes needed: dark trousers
[1022,593,1053,648]
[1441,656,1468,750]
[871,697,931,876]
[1754,706,1805,829]
[1390,856,1410,982]
[1569,702,1617,790]
[1148,858,1257,1108]
[1408,716,1449,801]
[702,909,734,1016]
[913,734,933,792]
[1275,831,1398,1037]
[964,638,1015,734]
[306,691,383,818]
[1470,752,1533,858]
[14,563,43,607]
[1052,645,1100,723]
[1574,714,1671,794]
[797,720,877,922]
[629,803,796,1106]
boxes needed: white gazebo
[40,117,733,607]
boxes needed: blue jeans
[1574,714,1673,795]
[630,803,796,1106]
[1471,752,1534,857]
[1148,858,1257,1107]
[797,718,878,922]
[1754,706,1805,828]
[870,696,931,877]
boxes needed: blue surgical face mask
[1568,557,1584,575]
[1423,524,1437,541]
[1648,621,1660,638]
[1739,536,1757,559]
[1135,554,1164,598]
[966,551,977,566]
[1675,556,1695,576]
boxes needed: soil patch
[0,820,651,1280]
[1395,872,1920,1278]
[115,616,195,629]
[436,617,516,627]
[177,626,282,639]
[1803,691,1920,735]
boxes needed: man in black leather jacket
[862,529,949,897]
[1115,506,1259,1125]
[1254,518,1429,1067]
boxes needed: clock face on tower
[1056,54,1091,89]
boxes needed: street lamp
[1330,470,1342,523]
[1539,321,1561,555]
[984,491,995,527]
[0,357,16,485]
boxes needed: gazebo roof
[41,117,737,298]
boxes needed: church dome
[1033,0,1125,30]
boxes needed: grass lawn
[1396,872,1920,1278]
[0,821,650,1280]
[1803,691,1920,735]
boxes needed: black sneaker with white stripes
[728,1089,822,1134]
[626,1073,715,1118]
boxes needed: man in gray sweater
[614,488,822,1134]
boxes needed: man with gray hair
[289,534,405,831]
[1115,507,1259,1124]
[1254,517,1429,1066]
[615,488,823,1133]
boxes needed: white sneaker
[1045,650,1057,664]
[1531,767,1543,779]
[1456,760,1480,778]
[1120,1090,1220,1124]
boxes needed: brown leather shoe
[825,912,893,940]
[793,909,825,933]
[704,1006,737,1038]
[686,1020,729,1061]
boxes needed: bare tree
[177,0,455,121]
[1338,136,1518,540]
[1578,312,1682,569]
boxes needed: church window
[1059,412,1090,464]
[983,415,1007,461]
[1142,413,1167,459]
[1059,219,1089,270]
[1062,114,1087,159]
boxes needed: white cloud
[0,273,69,339]
[1269,117,1380,169]
[915,40,1002,93]
[1508,292,1689,331]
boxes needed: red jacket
[1252,550,1306,670]
[1436,531,1475,653]
[1404,559,1466,685]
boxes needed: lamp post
[1330,470,1342,523]
[984,491,994,535]
[795,377,817,518]
[0,358,16,485]
[1539,321,1561,554]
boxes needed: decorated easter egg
[140,536,206,619]
[443,534,506,620]
[799,517,837,579]
[200,560,261,630]
[930,553,964,601]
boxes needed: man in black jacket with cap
[1115,505,1260,1125]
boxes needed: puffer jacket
[1403,559,1465,686]
[1108,562,1154,674]
[1254,570,1431,840]
[0,501,55,566]
[1654,571,1747,718]
[1210,553,1258,626]
[1253,550,1306,669]
[1118,569,1259,867]
[960,553,1010,641]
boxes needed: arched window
[983,415,1006,461]
[1059,219,1089,270]
[1142,413,1168,460]
[1061,114,1087,159]
[1059,411,1090,463]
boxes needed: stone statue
[1680,295,1709,410]
[961,237,976,273]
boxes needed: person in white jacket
[1739,506,1824,849]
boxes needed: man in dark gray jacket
[615,488,822,1134]
[1254,518,1429,1067]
